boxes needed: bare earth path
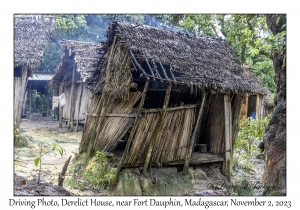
[14,119,82,195]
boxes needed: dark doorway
[247,95,257,119]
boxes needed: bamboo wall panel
[79,95,102,153]
[94,92,142,152]
[81,92,142,153]
[124,107,196,165]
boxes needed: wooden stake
[143,83,172,175]
[224,94,232,181]
[58,155,72,186]
[59,83,63,128]
[115,80,149,179]
[183,89,206,175]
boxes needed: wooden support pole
[59,83,63,128]
[143,83,172,175]
[256,94,260,120]
[115,80,150,179]
[46,81,49,117]
[224,94,232,181]
[29,83,31,118]
[69,64,76,130]
[183,88,206,175]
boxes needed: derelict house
[50,40,102,131]
[14,15,56,127]
[79,21,267,180]
[239,64,274,120]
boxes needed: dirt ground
[14,118,82,196]
[14,118,265,196]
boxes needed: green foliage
[232,175,254,196]
[34,142,65,168]
[234,116,270,171]
[34,157,40,167]
[38,42,62,72]
[65,177,84,191]
[14,122,20,146]
[68,151,117,190]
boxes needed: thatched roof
[51,40,102,87]
[91,21,268,96]
[14,15,56,68]
[241,65,270,95]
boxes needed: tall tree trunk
[263,14,286,196]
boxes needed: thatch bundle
[51,40,102,88]
[14,15,56,68]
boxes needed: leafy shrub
[233,116,270,171]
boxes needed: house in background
[24,72,55,118]
[239,65,275,121]
[50,40,103,131]
[14,15,56,127]
[79,21,268,180]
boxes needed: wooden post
[59,83,63,128]
[143,83,172,175]
[46,81,49,117]
[224,94,232,181]
[115,79,150,179]
[69,64,76,130]
[29,83,31,118]
[256,94,260,120]
[183,89,206,175]
[76,82,84,132]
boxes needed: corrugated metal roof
[28,73,55,81]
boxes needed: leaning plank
[143,83,172,175]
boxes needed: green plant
[14,122,20,147]
[78,151,117,189]
[234,116,270,171]
[34,142,65,184]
